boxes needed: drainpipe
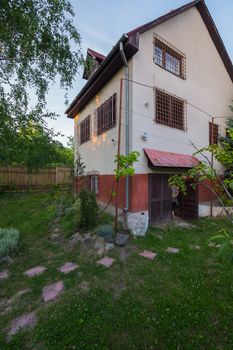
[119,41,129,230]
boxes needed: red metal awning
[144,148,199,168]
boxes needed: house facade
[66,0,233,234]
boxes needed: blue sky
[46,0,233,145]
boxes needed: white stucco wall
[131,7,233,174]
[74,62,133,175]
[74,7,232,176]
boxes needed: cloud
[79,23,115,46]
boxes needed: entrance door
[149,174,172,225]
[180,181,198,220]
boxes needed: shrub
[78,188,98,229]
[73,197,81,226]
[0,228,20,257]
[96,224,114,238]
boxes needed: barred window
[97,94,116,135]
[155,89,186,131]
[209,122,219,144]
[154,34,186,79]
[91,176,99,194]
[80,116,91,144]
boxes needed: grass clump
[96,224,114,238]
[0,227,20,257]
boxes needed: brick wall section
[75,174,149,212]
[198,179,218,202]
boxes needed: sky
[46,0,233,145]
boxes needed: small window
[91,176,99,194]
[80,116,91,144]
[154,34,186,79]
[155,88,186,131]
[97,94,116,135]
[209,122,219,144]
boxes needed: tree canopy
[0,0,82,168]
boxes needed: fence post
[8,165,10,190]
[55,167,58,186]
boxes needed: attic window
[96,94,117,135]
[154,34,186,79]
[155,88,187,131]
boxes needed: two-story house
[66,0,233,234]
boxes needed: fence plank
[0,166,72,191]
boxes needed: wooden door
[149,174,172,225]
[180,181,198,220]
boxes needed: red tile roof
[144,148,199,168]
[87,48,106,62]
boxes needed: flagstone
[97,257,115,268]
[139,250,157,260]
[58,262,79,274]
[8,311,37,336]
[24,266,46,277]
[166,247,180,253]
[0,270,8,280]
[42,281,64,303]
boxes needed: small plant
[78,188,98,229]
[96,224,114,238]
[209,229,233,262]
[73,197,81,226]
[0,228,20,257]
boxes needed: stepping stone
[166,247,180,254]
[42,281,64,303]
[58,262,79,274]
[24,266,46,277]
[97,257,115,268]
[0,270,8,280]
[139,250,157,260]
[8,311,37,336]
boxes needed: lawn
[0,191,233,349]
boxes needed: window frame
[80,115,91,145]
[155,88,187,131]
[153,34,186,79]
[91,175,99,194]
[96,93,117,136]
[209,122,219,145]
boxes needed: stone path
[0,270,8,280]
[97,257,115,267]
[139,250,157,260]
[24,266,46,277]
[58,262,79,274]
[42,281,64,303]
[166,247,180,254]
[8,312,37,338]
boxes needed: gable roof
[82,48,106,80]
[87,48,106,62]
[66,0,233,118]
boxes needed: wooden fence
[0,166,72,191]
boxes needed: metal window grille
[96,93,117,135]
[209,122,219,144]
[80,115,91,144]
[154,34,186,79]
[91,175,99,194]
[155,88,187,131]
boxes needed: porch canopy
[144,148,199,168]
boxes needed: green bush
[73,197,81,226]
[96,224,114,238]
[0,228,20,257]
[77,188,98,230]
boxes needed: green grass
[0,192,233,349]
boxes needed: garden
[0,190,233,350]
